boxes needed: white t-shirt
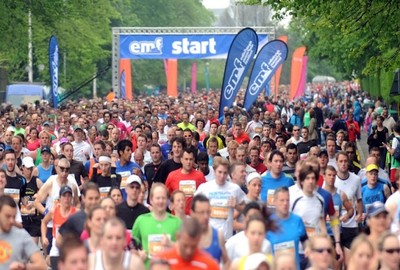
[328,157,337,169]
[225,231,271,261]
[335,172,361,228]
[290,190,324,236]
[204,166,215,182]
[72,141,92,164]
[195,181,245,239]
[385,192,400,233]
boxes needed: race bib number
[99,187,111,198]
[210,205,229,219]
[148,234,170,258]
[179,180,196,196]
[119,171,131,189]
[305,223,316,237]
[21,197,36,215]
[267,190,275,207]
[4,188,20,203]
[274,240,295,256]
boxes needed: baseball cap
[0,142,5,151]
[59,185,73,197]
[243,253,271,270]
[252,133,261,140]
[367,201,388,218]
[43,121,50,126]
[60,137,69,144]
[41,146,51,153]
[74,126,84,132]
[22,157,35,168]
[246,172,261,184]
[319,149,328,157]
[126,175,142,185]
[366,164,379,172]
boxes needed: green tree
[242,0,400,77]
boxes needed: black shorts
[22,215,42,237]
[341,227,359,249]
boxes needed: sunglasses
[58,166,70,172]
[383,248,400,254]
[312,248,332,254]
[293,129,300,131]
[128,184,141,190]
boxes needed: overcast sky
[202,0,230,9]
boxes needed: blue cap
[367,201,388,218]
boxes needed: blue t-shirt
[361,183,386,212]
[267,213,307,270]
[116,160,142,199]
[261,172,294,202]
[161,143,172,160]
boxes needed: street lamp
[204,61,210,92]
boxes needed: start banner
[119,33,268,60]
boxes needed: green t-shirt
[132,212,181,264]
[303,112,310,127]
[390,136,400,169]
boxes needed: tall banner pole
[218,28,258,117]
[243,40,288,111]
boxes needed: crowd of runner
[0,82,400,270]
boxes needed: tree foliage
[243,0,400,78]
[0,0,214,97]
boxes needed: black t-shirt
[153,159,182,184]
[59,210,87,237]
[5,173,26,205]
[70,159,88,186]
[297,140,317,155]
[116,202,149,230]
[91,167,121,188]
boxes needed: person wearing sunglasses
[34,157,80,260]
[377,232,400,270]
[305,234,334,270]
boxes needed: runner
[195,157,245,239]
[154,217,219,270]
[190,194,230,267]
[132,183,181,266]
[41,185,77,269]
[0,194,47,270]
[165,148,206,215]
[88,217,145,270]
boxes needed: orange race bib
[267,189,275,207]
[148,234,170,258]
[210,205,229,219]
[179,180,196,196]
[119,171,131,189]
[4,188,20,204]
[274,241,295,256]
[99,187,111,198]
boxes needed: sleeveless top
[52,204,77,238]
[21,176,40,216]
[37,164,54,183]
[204,227,222,262]
[94,250,131,270]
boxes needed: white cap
[246,172,261,184]
[22,157,35,168]
[243,253,270,270]
[126,175,142,185]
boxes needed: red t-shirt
[250,162,268,174]
[234,133,250,144]
[156,247,219,270]
[166,169,206,215]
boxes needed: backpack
[393,137,400,160]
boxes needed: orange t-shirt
[156,247,219,270]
